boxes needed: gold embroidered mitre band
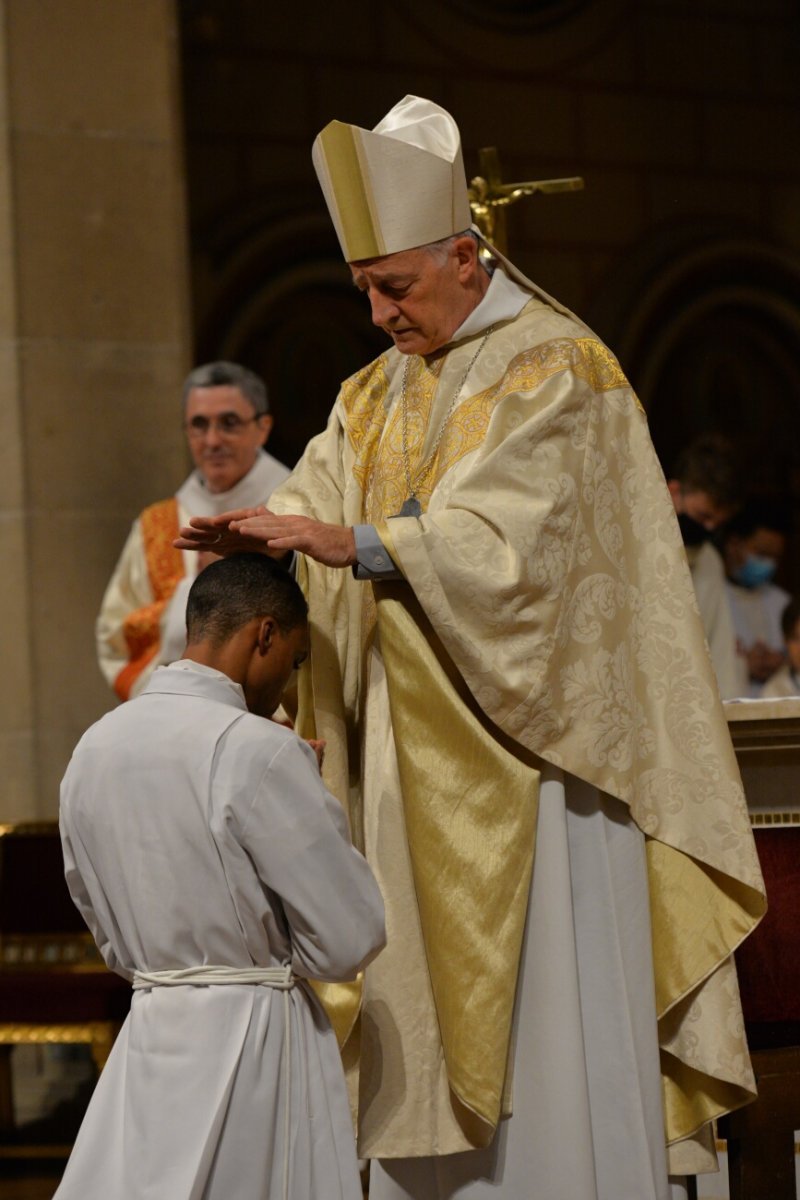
[312,95,473,262]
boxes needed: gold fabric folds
[308,977,363,1050]
[376,586,539,1142]
[647,838,763,1143]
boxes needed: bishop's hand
[229,511,356,568]
[174,506,286,559]
[175,507,357,569]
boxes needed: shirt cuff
[352,525,403,580]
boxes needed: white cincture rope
[133,964,295,1200]
[132,964,294,990]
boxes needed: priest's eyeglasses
[184,413,263,438]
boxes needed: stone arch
[193,204,388,467]
[589,224,800,588]
[407,0,626,72]
[590,226,800,497]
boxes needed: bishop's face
[350,238,483,357]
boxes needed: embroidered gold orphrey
[342,337,630,523]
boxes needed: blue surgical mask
[732,554,777,589]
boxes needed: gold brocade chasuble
[274,297,765,1163]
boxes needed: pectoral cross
[468,147,584,256]
[396,497,422,518]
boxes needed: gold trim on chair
[0,818,128,1157]
[0,1022,117,1072]
[0,821,59,838]
[0,932,107,972]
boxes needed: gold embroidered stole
[347,335,628,527]
[346,341,542,1138]
[376,584,539,1143]
[116,498,184,701]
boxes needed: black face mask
[677,513,710,547]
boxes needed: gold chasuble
[275,292,765,1169]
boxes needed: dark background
[177,0,800,585]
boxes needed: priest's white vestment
[56,660,385,1200]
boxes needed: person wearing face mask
[666,434,747,698]
[721,501,791,696]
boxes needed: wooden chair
[0,822,130,1157]
[719,824,800,1200]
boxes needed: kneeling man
[57,553,385,1200]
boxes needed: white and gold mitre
[312,95,473,263]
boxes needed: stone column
[0,0,191,820]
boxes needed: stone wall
[0,0,191,820]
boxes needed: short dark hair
[720,498,791,544]
[182,361,269,416]
[781,596,800,641]
[671,434,740,510]
[186,554,307,646]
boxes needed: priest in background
[178,96,765,1200]
[97,361,289,701]
[721,500,791,696]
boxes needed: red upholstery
[735,828,800,1024]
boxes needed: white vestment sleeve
[238,738,386,981]
[59,813,132,981]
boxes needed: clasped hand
[174,506,357,569]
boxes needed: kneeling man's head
[185,554,308,718]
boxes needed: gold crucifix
[468,147,584,255]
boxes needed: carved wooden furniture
[721,699,800,1200]
[0,821,130,1156]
